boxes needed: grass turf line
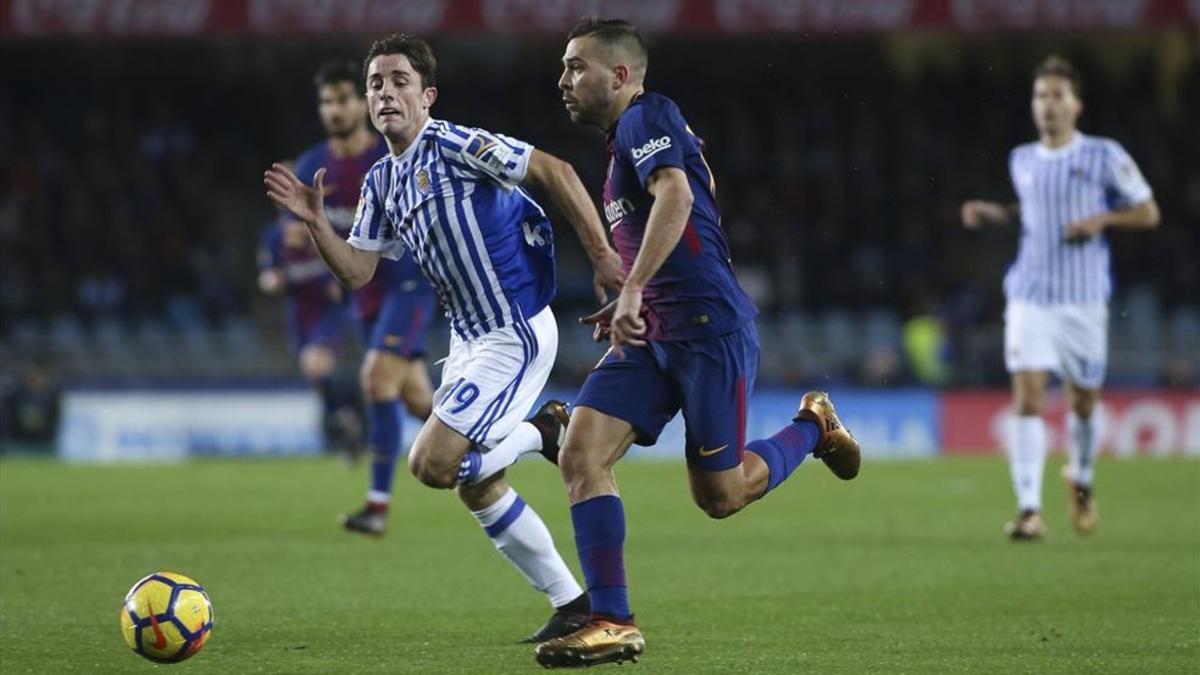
[1,456,1197,673]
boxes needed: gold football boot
[795,391,861,480]
[1062,466,1098,535]
[534,620,645,668]
[1004,509,1047,541]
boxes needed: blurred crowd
[1,34,1196,388]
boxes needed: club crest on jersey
[415,169,431,194]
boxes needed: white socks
[459,422,544,485]
[1067,412,1102,487]
[1008,415,1047,512]
[471,487,583,608]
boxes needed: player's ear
[612,64,629,91]
[422,86,438,109]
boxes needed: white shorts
[1004,300,1108,389]
[432,306,558,449]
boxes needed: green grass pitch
[1,455,1197,673]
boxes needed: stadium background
[1,3,1199,674]
[1,1,1197,460]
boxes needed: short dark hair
[313,59,364,96]
[363,33,437,89]
[567,17,647,68]
[1034,55,1082,99]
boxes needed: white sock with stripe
[1067,411,1102,487]
[471,487,582,607]
[1008,415,1047,512]
[457,422,542,485]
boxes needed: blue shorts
[289,301,349,353]
[361,291,437,359]
[575,321,759,472]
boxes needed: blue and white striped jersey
[347,118,556,339]
[1004,133,1152,304]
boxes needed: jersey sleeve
[346,166,405,260]
[615,101,690,188]
[1102,141,1153,208]
[439,125,532,191]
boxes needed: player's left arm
[1065,143,1160,241]
[523,149,625,302]
[1064,199,1160,241]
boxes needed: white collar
[389,117,434,165]
[1034,131,1083,159]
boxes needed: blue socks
[571,495,632,622]
[745,420,820,494]
[367,400,402,502]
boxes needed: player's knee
[407,447,457,489]
[360,364,399,402]
[1071,394,1098,418]
[299,347,334,382]
[1013,389,1044,416]
[403,389,433,420]
[1015,401,1042,416]
[696,495,742,520]
[558,443,603,491]
[1012,374,1047,416]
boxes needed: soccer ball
[119,572,213,663]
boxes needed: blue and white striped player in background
[962,56,1160,541]
[266,34,626,643]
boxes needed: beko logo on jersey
[631,136,672,164]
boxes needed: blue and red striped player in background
[258,212,357,445]
[291,59,438,537]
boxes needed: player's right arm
[961,200,1019,229]
[523,148,625,303]
[264,162,380,290]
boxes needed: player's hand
[961,200,1006,229]
[608,286,647,358]
[580,299,616,343]
[265,163,327,225]
[258,269,284,295]
[591,248,626,305]
[1065,214,1107,243]
[326,280,344,302]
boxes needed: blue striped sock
[368,401,402,497]
[571,495,631,622]
[745,420,820,494]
